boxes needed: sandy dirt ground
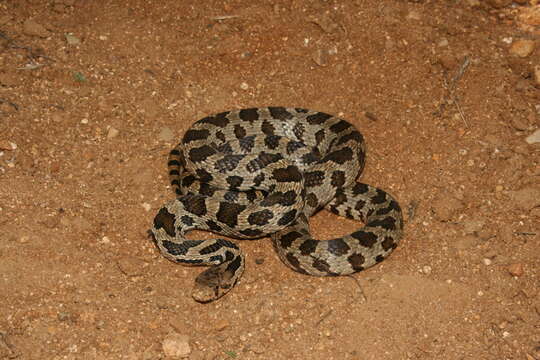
[1,0,539,359]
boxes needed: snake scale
[151,107,403,302]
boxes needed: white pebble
[81,118,88,124]
[141,203,151,212]
[483,258,492,266]
[162,333,191,358]
[240,82,249,90]
[101,236,110,244]
[107,127,119,139]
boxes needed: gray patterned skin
[151,107,403,302]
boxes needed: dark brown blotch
[306,112,332,124]
[321,148,353,165]
[239,108,260,122]
[327,239,351,256]
[351,230,378,248]
[347,253,366,271]
[189,145,216,163]
[234,124,247,139]
[247,209,274,226]
[181,194,207,216]
[153,207,177,237]
[216,202,246,228]
[183,129,210,143]
[268,107,293,120]
[299,239,318,256]
[272,166,302,183]
[277,209,297,226]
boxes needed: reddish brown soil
[1,1,539,359]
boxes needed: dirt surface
[1,0,539,359]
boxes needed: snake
[151,107,403,302]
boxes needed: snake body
[151,107,403,302]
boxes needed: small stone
[406,10,422,21]
[19,236,30,244]
[534,65,540,87]
[507,263,524,277]
[65,33,81,45]
[101,236,111,244]
[312,49,330,67]
[81,118,88,124]
[141,203,151,212]
[508,187,540,210]
[462,218,485,234]
[23,19,50,38]
[437,38,449,47]
[107,127,119,139]
[422,265,432,274]
[116,256,147,276]
[159,127,174,142]
[0,140,15,150]
[214,319,229,331]
[240,82,249,90]
[431,195,464,221]
[483,258,492,266]
[525,129,540,144]
[57,311,73,322]
[509,39,536,58]
[510,116,529,131]
[162,333,191,358]
[310,14,339,33]
[438,52,458,70]
[454,235,479,250]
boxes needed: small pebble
[162,333,191,358]
[483,258,492,266]
[534,65,540,86]
[431,195,464,221]
[508,187,540,210]
[65,33,81,45]
[213,319,229,331]
[107,127,119,139]
[509,39,536,58]
[312,49,329,66]
[525,129,540,144]
[141,202,151,212]
[0,140,15,150]
[116,256,147,276]
[438,38,449,47]
[159,127,174,142]
[81,118,88,124]
[19,236,30,244]
[101,236,110,244]
[240,82,249,90]
[507,263,524,277]
[422,265,432,274]
[23,19,50,38]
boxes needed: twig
[0,30,54,65]
[211,15,239,20]
[450,56,470,92]
[0,98,19,111]
[315,309,333,326]
[346,275,367,303]
[439,56,470,128]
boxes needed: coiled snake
[151,107,403,302]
